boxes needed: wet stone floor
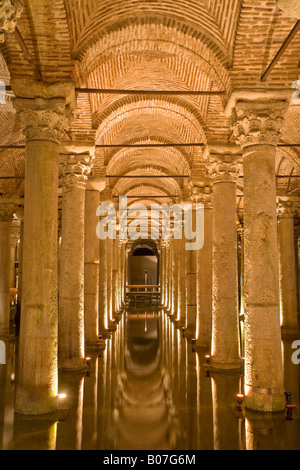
[0,309,300,450]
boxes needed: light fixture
[57,393,67,410]
[84,357,91,368]
[236,394,244,411]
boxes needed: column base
[58,359,86,372]
[245,385,286,413]
[211,358,242,371]
[86,341,106,351]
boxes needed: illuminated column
[12,80,74,414]
[107,238,114,326]
[206,147,241,369]
[10,226,19,289]
[237,222,245,358]
[232,98,289,412]
[237,222,245,315]
[59,151,92,370]
[120,241,126,307]
[185,200,198,339]
[99,236,109,336]
[15,205,24,332]
[112,238,119,316]
[160,242,165,306]
[177,235,187,327]
[164,240,170,309]
[167,237,173,314]
[173,238,179,318]
[196,185,213,348]
[0,202,15,333]
[277,198,298,333]
[84,178,105,346]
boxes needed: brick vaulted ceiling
[1,0,300,211]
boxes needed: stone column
[10,227,19,289]
[206,147,241,369]
[277,198,298,333]
[164,240,170,309]
[167,237,173,314]
[232,99,289,412]
[84,178,104,346]
[12,80,74,414]
[160,243,166,307]
[99,237,109,337]
[0,202,15,333]
[112,238,119,316]
[173,238,179,319]
[15,205,24,334]
[59,151,92,370]
[185,200,198,340]
[107,238,114,325]
[196,185,213,348]
[177,235,187,328]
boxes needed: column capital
[11,79,76,144]
[231,99,289,149]
[60,153,93,190]
[13,97,73,143]
[206,153,242,183]
[277,198,296,219]
[0,0,23,43]
[191,184,213,208]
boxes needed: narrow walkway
[0,310,299,450]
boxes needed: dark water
[0,309,299,450]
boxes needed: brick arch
[69,3,232,65]
[95,96,207,145]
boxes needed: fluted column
[0,202,16,333]
[206,148,241,369]
[196,185,213,348]
[12,80,74,414]
[59,152,92,370]
[84,178,104,346]
[232,98,289,412]
[277,198,298,333]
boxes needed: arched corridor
[0,0,300,452]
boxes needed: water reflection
[0,312,300,450]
